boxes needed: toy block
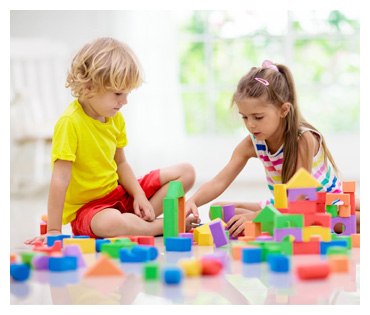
[256,235,274,241]
[351,234,360,247]
[275,214,303,229]
[132,245,158,260]
[63,244,86,267]
[296,262,330,280]
[328,255,349,273]
[331,234,352,249]
[302,226,331,242]
[231,243,249,260]
[95,239,111,252]
[326,205,338,217]
[223,204,235,223]
[288,200,317,214]
[208,219,228,247]
[293,241,320,255]
[304,213,331,228]
[277,208,289,214]
[197,232,213,246]
[338,205,351,217]
[47,235,71,247]
[119,247,150,263]
[343,182,356,215]
[163,198,178,244]
[267,254,290,272]
[200,257,223,275]
[178,233,194,243]
[101,240,134,258]
[327,246,348,256]
[41,214,48,223]
[84,254,125,277]
[63,238,95,253]
[10,263,30,282]
[288,187,317,201]
[32,255,50,270]
[316,203,326,213]
[244,221,261,238]
[73,235,90,238]
[320,240,348,255]
[163,266,183,284]
[342,181,356,192]
[193,219,226,243]
[178,196,186,234]
[238,236,255,243]
[137,236,155,246]
[21,252,39,268]
[316,191,327,204]
[326,193,350,206]
[242,248,263,264]
[286,167,322,189]
[166,180,185,198]
[178,258,202,277]
[274,228,302,242]
[274,184,288,208]
[165,237,192,251]
[49,256,78,272]
[10,253,17,263]
[253,204,282,236]
[33,240,62,254]
[210,205,223,220]
[143,262,160,281]
[331,215,356,236]
[40,222,47,235]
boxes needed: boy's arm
[114,147,155,221]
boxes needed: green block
[327,246,349,256]
[114,238,134,245]
[331,234,352,249]
[225,230,229,240]
[163,197,178,245]
[326,205,338,217]
[143,262,160,281]
[261,222,274,236]
[253,204,282,223]
[210,205,223,221]
[166,181,184,198]
[275,214,304,229]
[101,241,133,258]
[21,252,39,268]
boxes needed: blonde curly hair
[66,37,144,98]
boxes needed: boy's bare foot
[186,216,201,232]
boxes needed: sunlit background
[10,10,360,199]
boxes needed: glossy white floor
[10,182,360,305]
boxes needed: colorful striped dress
[251,126,342,208]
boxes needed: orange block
[84,254,125,277]
[342,181,356,193]
[338,205,351,217]
[238,236,255,243]
[10,253,16,263]
[178,197,186,234]
[329,255,349,273]
[244,221,261,238]
[325,193,350,206]
[351,233,360,247]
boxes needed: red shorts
[70,169,161,238]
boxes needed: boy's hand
[133,195,155,222]
[227,212,257,238]
[24,230,62,246]
[185,200,200,220]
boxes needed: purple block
[209,220,228,247]
[32,255,50,270]
[178,233,194,243]
[63,244,86,267]
[274,228,302,242]
[223,204,235,223]
[288,188,317,201]
[331,215,356,236]
[255,235,274,241]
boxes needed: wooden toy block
[63,238,95,253]
[143,262,160,281]
[197,232,213,246]
[101,240,134,258]
[293,241,320,255]
[49,256,78,272]
[304,213,331,228]
[326,205,338,217]
[178,233,194,243]
[200,258,223,275]
[244,221,261,238]
[163,266,183,284]
[320,240,348,255]
[84,254,125,277]
[296,262,330,280]
[286,167,322,189]
[33,240,62,254]
[274,228,302,242]
[331,215,356,236]
[31,255,50,270]
[95,239,111,252]
[47,234,71,247]
[40,222,47,235]
[267,254,290,272]
[223,204,235,223]
[165,237,192,251]
[10,263,30,282]
[242,248,263,264]
[178,258,202,277]
[338,205,351,217]
[119,247,150,263]
[351,234,360,247]
[208,219,228,247]
[287,200,317,214]
[325,193,350,206]
[342,181,356,192]
[302,226,331,242]
[275,214,304,229]
[274,184,288,209]
[288,187,317,201]
[63,245,86,267]
[328,255,349,273]
[210,205,223,220]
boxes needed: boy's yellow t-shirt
[51,99,128,224]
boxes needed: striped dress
[251,126,342,208]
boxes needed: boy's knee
[180,163,196,187]
[91,211,128,237]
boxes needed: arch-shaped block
[274,228,302,242]
[304,213,331,228]
[331,215,356,236]
[302,226,331,242]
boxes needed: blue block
[242,248,262,264]
[132,245,158,260]
[49,256,78,272]
[163,266,183,284]
[267,254,290,272]
[47,235,71,247]
[10,263,31,282]
[165,237,192,252]
[119,247,150,263]
[73,235,90,238]
[320,240,348,255]
[95,239,111,252]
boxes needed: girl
[185,60,360,237]
[25,37,198,245]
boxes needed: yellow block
[193,219,226,243]
[302,226,331,242]
[178,258,202,277]
[286,168,321,189]
[274,184,288,209]
[63,238,96,253]
[197,233,213,246]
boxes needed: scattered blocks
[49,256,78,272]
[63,244,86,268]
[199,258,223,275]
[296,262,330,280]
[33,240,62,254]
[47,235,71,247]
[119,247,150,263]
[143,262,160,281]
[10,263,31,282]
[242,248,263,264]
[208,219,228,247]
[163,266,183,285]
[165,237,192,252]
[267,254,290,272]
[328,255,349,273]
[178,258,202,277]
[31,255,50,270]
[84,254,125,277]
[63,238,95,253]
[95,239,111,252]
[101,239,134,258]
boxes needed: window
[174,10,360,136]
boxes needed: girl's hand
[133,195,155,222]
[227,212,257,238]
[185,200,200,220]
[24,230,62,246]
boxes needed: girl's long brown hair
[231,63,339,183]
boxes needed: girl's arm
[114,147,155,221]
[25,159,72,245]
[186,136,256,217]
[295,131,320,173]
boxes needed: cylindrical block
[296,262,330,280]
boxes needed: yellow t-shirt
[51,99,128,224]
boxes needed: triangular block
[286,168,321,189]
[83,254,125,277]
[166,181,185,198]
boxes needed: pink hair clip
[262,60,279,72]
[255,78,269,86]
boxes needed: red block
[288,200,317,214]
[316,203,326,213]
[137,236,155,246]
[304,213,331,228]
[200,258,223,275]
[316,192,327,204]
[293,241,320,255]
[33,240,62,254]
[296,262,330,280]
[277,208,289,214]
